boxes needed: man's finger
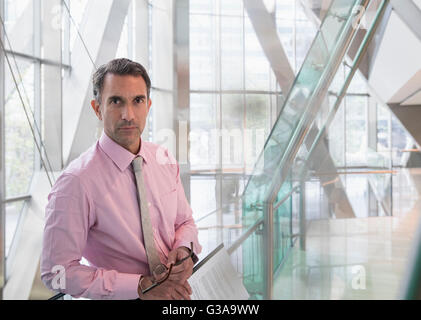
[171,289,184,300]
[170,263,185,274]
[166,250,178,267]
[175,283,191,300]
[184,280,192,295]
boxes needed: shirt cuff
[113,273,142,300]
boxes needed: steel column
[0,0,5,300]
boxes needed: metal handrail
[226,218,264,255]
[272,185,300,212]
[195,199,241,223]
[3,194,31,204]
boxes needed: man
[41,58,201,300]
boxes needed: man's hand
[166,246,194,284]
[138,275,192,300]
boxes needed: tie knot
[132,156,143,172]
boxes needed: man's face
[91,74,151,154]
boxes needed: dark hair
[92,58,151,103]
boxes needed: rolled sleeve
[41,173,141,300]
[113,273,142,300]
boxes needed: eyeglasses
[140,242,194,295]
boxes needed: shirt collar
[99,131,148,172]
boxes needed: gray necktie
[132,156,161,275]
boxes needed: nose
[121,104,135,122]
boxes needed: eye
[134,97,144,104]
[110,97,121,104]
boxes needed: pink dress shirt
[41,131,201,299]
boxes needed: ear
[147,98,152,112]
[91,100,102,121]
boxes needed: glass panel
[5,58,35,198]
[221,16,243,90]
[275,0,294,20]
[69,0,89,52]
[190,14,218,90]
[190,0,215,15]
[5,200,25,257]
[328,99,345,167]
[347,70,368,94]
[221,94,244,172]
[221,175,243,224]
[115,13,129,59]
[245,94,270,173]
[377,104,390,152]
[345,175,369,218]
[242,227,264,299]
[151,0,173,91]
[392,116,414,166]
[220,0,243,16]
[190,94,219,171]
[242,0,363,298]
[41,0,62,63]
[244,14,271,91]
[276,18,295,70]
[150,89,174,153]
[273,184,293,268]
[190,176,217,220]
[345,95,367,167]
[295,20,318,71]
[4,0,34,55]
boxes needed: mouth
[118,126,138,131]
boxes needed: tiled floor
[273,168,421,299]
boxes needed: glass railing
[242,0,389,299]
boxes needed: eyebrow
[108,95,123,102]
[133,95,147,100]
[107,94,147,102]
